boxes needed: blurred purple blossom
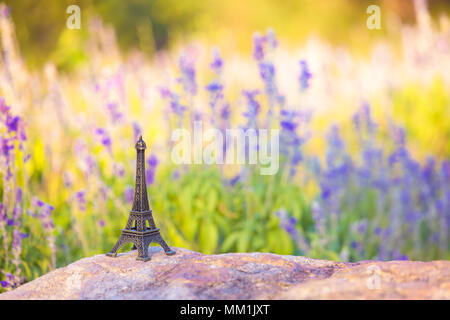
[210,47,223,74]
[124,186,134,204]
[0,98,10,114]
[0,203,6,223]
[252,33,265,61]
[205,81,224,119]
[146,154,158,185]
[74,190,86,211]
[6,115,20,133]
[15,187,22,203]
[298,60,312,91]
[230,175,240,186]
[113,162,125,178]
[276,209,309,253]
[132,122,142,142]
[63,171,72,188]
[242,89,260,129]
[95,128,112,152]
[178,51,197,95]
[106,102,124,124]
[159,87,186,120]
[220,103,231,121]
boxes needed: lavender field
[0,0,449,291]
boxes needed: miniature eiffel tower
[106,135,175,261]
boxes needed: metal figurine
[106,135,175,261]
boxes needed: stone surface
[0,247,449,299]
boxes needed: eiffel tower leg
[135,239,151,261]
[153,233,176,256]
[106,236,126,258]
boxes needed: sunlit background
[0,0,449,291]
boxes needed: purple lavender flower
[147,154,158,167]
[276,209,310,253]
[280,120,298,132]
[178,51,197,95]
[0,98,10,114]
[265,28,278,50]
[357,221,368,234]
[95,128,112,152]
[12,229,23,255]
[106,102,124,123]
[159,87,186,120]
[242,89,260,127]
[63,171,72,188]
[15,187,22,203]
[169,98,186,118]
[6,115,20,133]
[298,60,312,91]
[422,157,436,185]
[252,29,277,61]
[326,125,345,154]
[32,197,45,208]
[146,171,155,185]
[205,81,224,118]
[145,155,158,185]
[392,126,406,146]
[73,139,86,155]
[83,155,97,176]
[124,186,134,204]
[252,33,265,61]
[210,47,223,74]
[0,203,5,222]
[441,160,450,181]
[350,241,360,250]
[1,138,13,158]
[132,122,142,142]
[0,5,10,17]
[354,102,377,137]
[98,220,105,227]
[74,190,86,211]
[158,86,172,99]
[258,62,275,82]
[374,227,382,236]
[1,281,8,288]
[220,103,231,121]
[258,61,279,106]
[280,111,300,141]
[230,175,240,186]
[205,82,223,93]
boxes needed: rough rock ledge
[1,247,449,299]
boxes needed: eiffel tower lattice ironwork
[106,135,175,261]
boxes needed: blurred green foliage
[5,0,450,69]
[391,77,450,159]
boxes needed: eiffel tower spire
[132,135,150,212]
[106,136,175,261]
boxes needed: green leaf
[237,231,251,252]
[221,232,240,252]
[199,220,218,254]
[206,189,218,213]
